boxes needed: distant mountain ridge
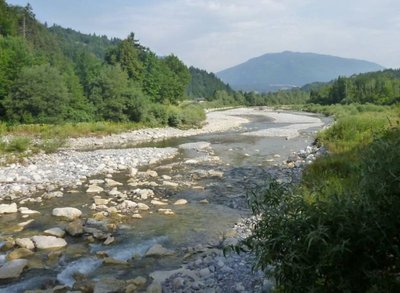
[216,51,384,92]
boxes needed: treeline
[205,69,400,107]
[308,69,400,105]
[0,1,204,127]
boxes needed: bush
[4,137,31,153]
[38,137,67,153]
[242,127,400,292]
[179,103,206,128]
[166,106,182,127]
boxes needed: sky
[7,0,400,72]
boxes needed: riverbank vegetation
[240,103,400,291]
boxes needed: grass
[0,121,147,139]
[299,104,399,197]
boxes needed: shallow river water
[0,111,329,292]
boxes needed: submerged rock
[173,199,188,205]
[44,227,66,238]
[7,248,34,260]
[86,185,104,194]
[151,200,168,206]
[105,178,123,187]
[66,221,84,236]
[0,259,28,279]
[145,244,174,257]
[42,191,63,200]
[157,209,175,216]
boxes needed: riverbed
[0,108,329,292]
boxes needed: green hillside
[0,0,208,127]
[186,66,233,99]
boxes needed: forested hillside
[186,67,233,99]
[0,0,204,127]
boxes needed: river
[0,109,330,292]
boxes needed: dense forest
[210,68,400,107]
[186,66,234,99]
[0,0,212,127]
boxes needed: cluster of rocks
[154,144,328,292]
[160,249,272,293]
[0,205,120,280]
[0,147,178,200]
[83,168,194,219]
[284,144,326,169]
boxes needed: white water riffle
[56,257,102,287]
[0,276,54,293]
[90,236,168,261]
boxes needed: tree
[105,33,144,84]
[0,36,36,118]
[0,0,18,36]
[162,54,190,103]
[2,64,72,123]
[88,64,131,121]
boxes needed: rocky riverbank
[158,143,326,293]
[0,108,324,200]
[0,108,328,292]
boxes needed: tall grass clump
[316,112,387,153]
[4,137,32,153]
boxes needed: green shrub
[166,105,182,127]
[179,104,206,128]
[38,137,67,153]
[4,137,31,152]
[242,127,400,292]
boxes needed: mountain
[216,51,385,92]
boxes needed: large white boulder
[32,236,67,249]
[52,207,82,221]
[0,203,18,214]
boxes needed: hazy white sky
[7,0,400,72]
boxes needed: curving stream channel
[0,110,330,292]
